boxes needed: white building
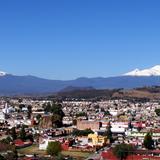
[0,112,5,122]
[39,138,56,150]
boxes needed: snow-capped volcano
[0,71,7,76]
[124,65,160,76]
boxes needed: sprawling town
[0,97,160,160]
[1,0,160,159]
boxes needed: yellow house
[88,133,108,147]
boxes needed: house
[62,116,73,125]
[88,133,108,147]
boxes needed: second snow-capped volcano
[124,65,160,76]
[0,71,7,76]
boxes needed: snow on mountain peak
[151,65,160,70]
[0,71,7,76]
[124,65,160,76]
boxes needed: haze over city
[1,0,160,79]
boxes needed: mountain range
[1,65,160,95]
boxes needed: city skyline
[1,0,160,79]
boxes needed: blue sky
[0,0,160,79]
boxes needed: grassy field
[18,144,46,155]
[62,150,91,159]
[18,145,91,159]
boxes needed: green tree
[94,105,100,110]
[144,132,154,149]
[13,149,18,160]
[51,104,64,117]
[51,103,65,128]
[113,143,134,160]
[137,125,142,132]
[104,110,111,116]
[128,121,133,130]
[10,127,17,140]
[19,104,25,111]
[0,137,12,144]
[43,102,51,113]
[73,119,77,126]
[26,134,34,142]
[4,151,16,160]
[27,105,32,113]
[0,155,5,160]
[36,114,42,124]
[52,114,62,128]
[47,141,61,156]
[76,112,87,117]
[43,102,65,128]
[155,108,160,116]
[27,105,32,119]
[104,123,113,143]
[72,129,94,136]
[19,126,26,140]
[0,142,17,160]
[18,99,23,103]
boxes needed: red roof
[14,139,24,145]
[14,139,32,147]
[101,150,160,160]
